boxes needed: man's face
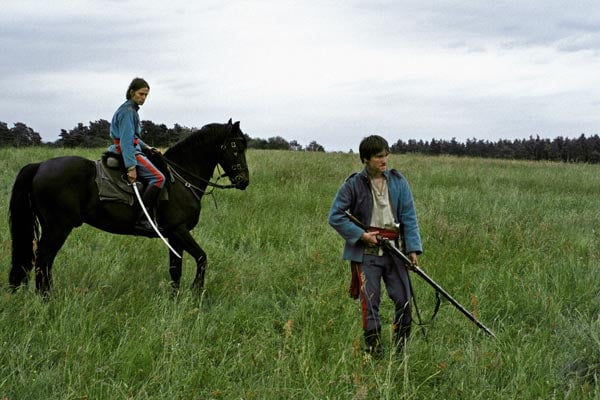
[131,87,149,106]
[365,150,389,175]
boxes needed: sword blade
[132,182,182,259]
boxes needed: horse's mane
[166,123,230,157]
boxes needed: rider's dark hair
[126,77,150,100]
[359,135,390,163]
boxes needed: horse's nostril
[236,177,249,189]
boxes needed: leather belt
[367,227,400,240]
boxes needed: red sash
[113,138,139,153]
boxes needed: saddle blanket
[94,160,135,205]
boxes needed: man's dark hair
[359,135,390,163]
[126,77,150,100]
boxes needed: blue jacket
[328,167,423,262]
[108,99,148,169]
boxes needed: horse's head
[219,119,250,190]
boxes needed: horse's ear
[233,121,240,130]
[228,118,232,125]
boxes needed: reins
[163,156,236,190]
[162,156,236,208]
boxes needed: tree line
[3,120,600,162]
[0,120,325,152]
[390,135,600,163]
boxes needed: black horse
[8,119,249,296]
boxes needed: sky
[3,0,600,152]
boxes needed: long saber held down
[132,183,182,259]
[343,210,496,338]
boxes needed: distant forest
[2,119,600,163]
[0,120,325,152]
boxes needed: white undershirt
[366,177,398,256]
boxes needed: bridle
[220,137,247,178]
[162,136,247,200]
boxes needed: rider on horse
[108,77,165,234]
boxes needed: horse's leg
[8,267,30,291]
[192,252,208,295]
[169,227,207,295]
[168,242,184,297]
[34,226,72,296]
[8,162,41,291]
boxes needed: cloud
[3,0,600,150]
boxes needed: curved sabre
[132,182,182,259]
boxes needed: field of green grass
[0,147,598,399]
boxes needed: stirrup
[133,217,163,236]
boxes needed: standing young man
[108,77,165,234]
[328,135,423,356]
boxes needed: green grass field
[0,147,598,399]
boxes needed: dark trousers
[359,252,412,332]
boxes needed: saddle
[94,152,170,205]
[94,153,135,205]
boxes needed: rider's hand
[127,167,137,183]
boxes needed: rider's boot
[134,185,163,235]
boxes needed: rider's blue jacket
[108,99,147,169]
[328,167,423,263]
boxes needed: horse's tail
[8,163,41,289]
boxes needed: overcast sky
[3,0,600,151]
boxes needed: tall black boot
[393,323,411,354]
[364,327,383,358]
[134,185,162,235]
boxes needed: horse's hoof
[190,283,204,296]
[167,280,180,298]
[39,290,52,302]
[169,287,180,300]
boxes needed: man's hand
[127,167,137,183]
[407,252,419,270]
[361,231,380,247]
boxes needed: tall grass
[0,147,598,399]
